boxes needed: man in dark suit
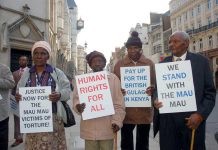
[153,31,216,150]
[11,56,28,147]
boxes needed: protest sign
[75,71,114,120]
[155,60,197,113]
[10,95,19,117]
[120,66,151,107]
[19,86,53,133]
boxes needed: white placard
[0,94,2,101]
[75,71,114,120]
[19,86,53,133]
[120,66,151,107]
[155,60,197,113]
[10,95,20,117]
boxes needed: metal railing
[186,21,218,35]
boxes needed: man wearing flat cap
[73,50,126,150]
[114,31,156,150]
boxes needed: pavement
[7,97,218,150]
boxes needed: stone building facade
[0,0,79,74]
[170,0,218,87]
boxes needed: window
[184,12,188,21]
[209,36,213,48]
[208,0,211,9]
[216,0,218,5]
[216,14,218,22]
[193,41,196,51]
[198,21,201,28]
[191,9,194,16]
[208,16,212,25]
[191,24,194,30]
[216,33,218,46]
[179,16,182,23]
[199,39,203,49]
[197,4,201,13]
[173,19,176,26]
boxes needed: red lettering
[88,94,103,102]
[90,104,104,112]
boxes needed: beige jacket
[73,72,125,140]
[113,54,155,124]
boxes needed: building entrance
[10,49,32,72]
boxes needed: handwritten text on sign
[19,86,53,133]
[121,66,151,107]
[75,71,114,120]
[155,60,197,113]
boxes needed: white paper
[75,71,114,120]
[19,86,53,133]
[120,66,151,107]
[155,60,197,114]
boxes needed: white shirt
[173,52,187,61]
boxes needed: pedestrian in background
[153,31,216,150]
[113,31,156,150]
[0,63,15,150]
[11,56,29,147]
[73,50,126,150]
[15,41,70,150]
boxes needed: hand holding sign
[15,93,22,102]
[146,86,155,96]
[49,92,61,102]
[153,100,163,109]
[76,103,86,113]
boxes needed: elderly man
[153,31,216,150]
[0,63,15,150]
[114,31,156,150]
[73,50,125,150]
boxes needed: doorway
[10,49,32,72]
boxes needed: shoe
[11,139,23,147]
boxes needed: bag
[61,101,76,127]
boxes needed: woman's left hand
[49,92,61,102]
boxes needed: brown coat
[73,72,126,140]
[113,54,155,124]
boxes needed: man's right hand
[153,99,163,109]
[121,88,126,96]
[76,103,86,113]
[15,93,22,103]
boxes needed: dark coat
[153,51,216,137]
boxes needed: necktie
[176,58,182,61]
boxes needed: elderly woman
[73,50,126,150]
[15,41,70,150]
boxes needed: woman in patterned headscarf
[15,41,70,150]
